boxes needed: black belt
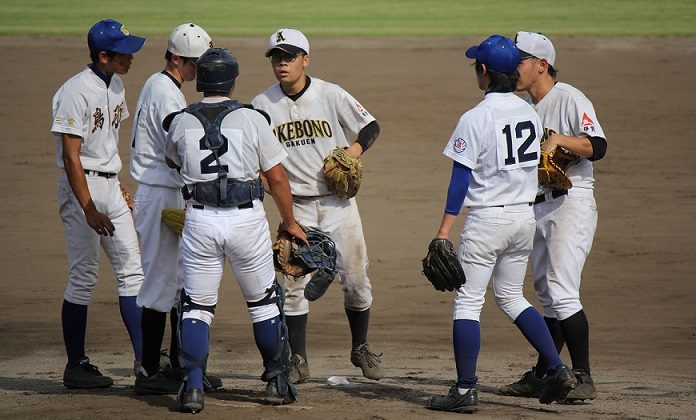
[492,203,533,208]
[84,170,116,178]
[192,202,253,210]
[534,189,568,205]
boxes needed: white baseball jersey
[444,92,542,207]
[130,71,185,188]
[166,97,287,187]
[529,82,606,192]
[251,77,375,197]
[51,66,129,173]
[51,65,143,305]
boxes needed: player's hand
[281,220,309,245]
[323,143,362,174]
[84,201,115,236]
[541,133,559,152]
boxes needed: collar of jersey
[282,75,311,101]
[88,63,113,87]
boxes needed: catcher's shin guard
[248,282,297,403]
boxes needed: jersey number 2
[502,121,538,165]
[199,138,229,174]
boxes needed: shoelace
[357,346,383,367]
[82,362,103,376]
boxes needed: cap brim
[110,36,146,54]
[518,49,534,59]
[264,44,305,57]
[465,45,479,59]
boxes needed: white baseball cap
[265,28,309,57]
[168,23,212,59]
[515,31,556,66]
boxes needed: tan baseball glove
[161,208,185,235]
[272,223,313,278]
[323,147,363,198]
[538,128,577,190]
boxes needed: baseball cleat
[499,367,546,398]
[426,386,478,413]
[350,343,385,380]
[289,354,310,384]
[134,370,180,395]
[63,357,113,389]
[563,369,597,402]
[539,364,577,404]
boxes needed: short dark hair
[165,50,195,64]
[547,64,558,79]
[90,50,117,64]
[475,61,518,93]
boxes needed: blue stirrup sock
[514,306,563,372]
[253,315,282,373]
[62,300,88,367]
[181,318,210,391]
[118,296,143,362]
[454,319,480,389]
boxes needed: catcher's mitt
[161,208,185,235]
[120,185,133,211]
[273,225,337,274]
[421,238,466,292]
[538,128,576,190]
[323,147,363,198]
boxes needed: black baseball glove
[421,238,466,292]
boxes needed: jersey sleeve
[442,111,481,169]
[51,82,88,139]
[164,113,184,168]
[568,96,605,140]
[332,85,376,135]
[252,111,287,172]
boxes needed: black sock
[346,308,370,349]
[286,314,308,359]
[169,308,181,370]
[141,308,167,376]
[559,310,591,374]
[534,316,565,378]
[62,300,87,367]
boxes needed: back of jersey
[444,93,541,207]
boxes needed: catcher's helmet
[196,47,239,93]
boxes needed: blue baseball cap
[88,19,146,54]
[465,35,520,73]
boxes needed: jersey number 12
[502,121,538,166]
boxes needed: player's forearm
[61,137,93,211]
[554,134,593,158]
[264,165,296,223]
[436,213,457,239]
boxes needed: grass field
[1,0,695,37]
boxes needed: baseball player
[499,31,607,402]
[50,19,146,389]
[425,35,577,413]
[252,28,384,383]
[165,47,307,413]
[129,23,220,395]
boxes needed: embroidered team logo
[112,103,125,129]
[120,25,130,36]
[276,31,286,43]
[581,112,596,133]
[453,137,467,153]
[92,108,104,133]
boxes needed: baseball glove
[161,208,185,235]
[421,238,466,292]
[538,128,576,190]
[323,147,363,198]
[120,185,133,211]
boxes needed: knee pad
[179,290,216,325]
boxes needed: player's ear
[302,54,310,68]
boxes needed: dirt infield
[1,36,695,419]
